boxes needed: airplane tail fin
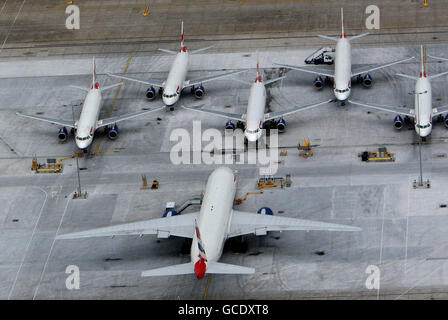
[255,53,263,82]
[317,8,369,41]
[92,57,96,87]
[421,45,426,77]
[141,262,254,277]
[180,20,185,50]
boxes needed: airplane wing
[227,210,361,238]
[433,105,448,116]
[351,57,414,77]
[264,99,332,121]
[96,106,165,128]
[56,212,199,240]
[348,100,414,117]
[184,70,246,88]
[107,73,164,88]
[16,112,77,128]
[182,105,245,122]
[273,63,334,78]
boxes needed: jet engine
[107,124,119,140]
[276,118,286,133]
[314,76,324,89]
[363,74,373,88]
[146,87,156,100]
[393,115,404,130]
[194,85,205,99]
[444,114,448,128]
[58,127,68,142]
[257,207,274,215]
[225,120,236,130]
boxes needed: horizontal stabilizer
[206,262,255,275]
[101,83,123,91]
[395,73,419,81]
[317,35,339,42]
[348,32,369,41]
[142,263,195,277]
[190,46,214,54]
[158,48,178,55]
[141,262,255,277]
[69,85,89,92]
[428,70,448,80]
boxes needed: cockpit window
[163,93,178,98]
[76,135,91,141]
[246,128,260,134]
[335,88,350,93]
[416,123,431,129]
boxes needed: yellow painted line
[203,274,212,300]
[92,55,132,156]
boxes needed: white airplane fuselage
[414,75,432,137]
[162,50,190,106]
[191,167,236,277]
[75,85,102,149]
[333,37,352,101]
[244,80,266,142]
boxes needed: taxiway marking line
[8,186,48,300]
[203,274,212,300]
[92,55,132,156]
[33,193,72,300]
[0,0,25,55]
[377,186,387,300]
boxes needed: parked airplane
[349,46,448,138]
[274,8,413,103]
[183,61,332,142]
[108,21,244,110]
[16,58,164,150]
[56,166,361,279]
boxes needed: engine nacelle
[146,87,156,100]
[276,118,286,133]
[225,120,236,130]
[363,74,373,88]
[58,127,68,142]
[444,114,448,128]
[257,207,273,215]
[163,209,179,217]
[107,124,119,140]
[393,115,404,130]
[194,85,205,99]
[314,76,324,89]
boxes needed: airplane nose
[244,131,259,143]
[76,140,90,150]
[335,90,350,102]
[163,97,178,107]
[416,127,431,138]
